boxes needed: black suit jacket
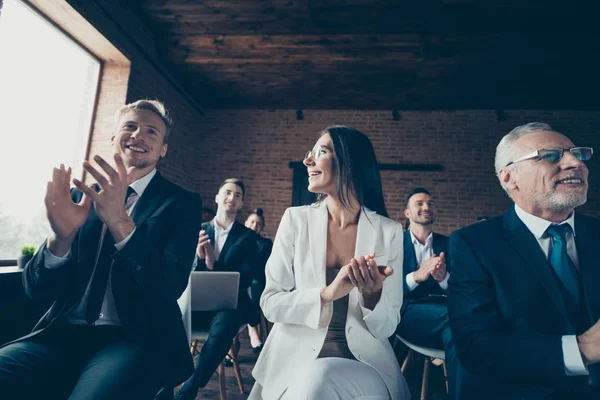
[193,220,258,312]
[402,231,450,313]
[19,172,202,386]
[254,236,273,287]
[448,207,600,399]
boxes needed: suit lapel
[575,216,600,322]
[503,208,573,329]
[130,172,168,227]
[307,203,328,287]
[220,221,240,262]
[355,208,383,262]
[403,231,417,274]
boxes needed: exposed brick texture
[189,110,600,239]
[63,2,600,240]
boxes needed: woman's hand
[347,253,393,309]
[320,264,355,303]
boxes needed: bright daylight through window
[0,0,100,260]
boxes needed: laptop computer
[189,271,240,311]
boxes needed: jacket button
[135,265,141,271]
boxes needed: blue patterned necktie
[546,224,581,307]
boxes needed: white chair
[176,272,243,400]
[395,334,447,400]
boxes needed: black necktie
[546,224,581,308]
[85,187,136,323]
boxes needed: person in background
[396,187,463,399]
[249,126,409,400]
[0,100,202,399]
[174,178,257,400]
[245,208,273,352]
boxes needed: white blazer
[251,202,406,400]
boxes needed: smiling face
[245,214,264,234]
[500,130,589,219]
[111,109,168,174]
[303,133,337,196]
[404,193,436,226]
[215,182,244,215]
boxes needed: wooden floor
[187,329,448,400]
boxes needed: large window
[0,0,100,261]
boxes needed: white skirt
[249,357,409,400]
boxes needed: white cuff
[406,272,419,292]
[562,335,589,376]
[44,247,71,269]
[439,272,450,291]
[114,228,136,251]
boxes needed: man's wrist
[47,233,76,257]
[107,216,135,243]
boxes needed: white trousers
[251,357,394,400]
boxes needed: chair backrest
[190,271,240,312]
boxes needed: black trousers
[182,309,245,390]
[398,301,467,400]
[0,324,162,400]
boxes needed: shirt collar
[410,230,433,247]
[514,204,576,239]
[129,168,157,198]
[213,217,234,234]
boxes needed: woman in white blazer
[249,126,409,400]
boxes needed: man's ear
[160,143,168,158]
[403,209,410,219]
[499,168,518,192]
[215,195,219,205]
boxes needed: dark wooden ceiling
[132,0,600,109]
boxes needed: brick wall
[60,2,600,239]
[190,109,600,239]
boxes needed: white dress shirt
[405,231,450,292]
[213,217,234,261]
[514,204,588,376]
[44,168,157,326]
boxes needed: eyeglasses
[505,147,593,167]
[304,147,328,161]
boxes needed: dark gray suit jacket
[17,172,202,386]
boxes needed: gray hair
[114,99,172,143]
[494,122,554,196]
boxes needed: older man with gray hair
[448,122,600,399]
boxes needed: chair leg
[401,349,413,373]
[218,361,226,400]
[442,360,449,393]
[420,357,430,400]
[231,335,245,393]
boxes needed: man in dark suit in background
[174,178,257,400]
[0,100,202,399]
[396,187,462,399]
[449,122,600,399]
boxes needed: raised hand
[196,230,216,269]
[73,153,134,242]
[45,164,92,256]
[578,318,600,366]
[320,263,356,303]
[347,253,393,296]
[431,252,448,281]
[414,254,441,283]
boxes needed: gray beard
[528,187,588,214]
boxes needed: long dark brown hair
[314,125,388,217]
